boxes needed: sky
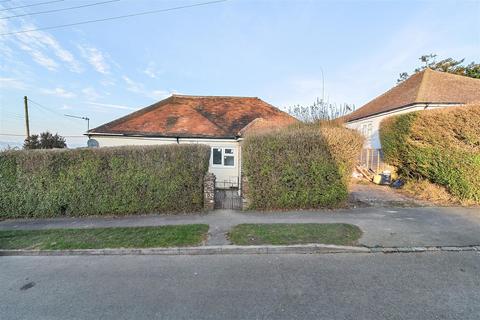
[0,0,479,148]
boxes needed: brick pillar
[203,173,216,211]
[241,175,250,209]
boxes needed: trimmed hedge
[0,144,210,218]
[380,104,480,202]
[242,124,363,210]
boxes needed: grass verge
[0,224,209,250]
[228,223,362,246]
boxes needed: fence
[358,148,387,173]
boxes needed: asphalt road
[1,252,479,320]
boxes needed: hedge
[380,104,480,202]
[0,144,210,218]
[242,123,363,210]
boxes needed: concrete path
[349,183,425,207]
[1,206,480,247]
[1,252,479,320]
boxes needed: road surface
[1,252,479,319]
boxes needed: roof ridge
[415,68,429,101]
[351,70,424,112]
[172,94,258,99]
[88,96,174,133]
[189,104,228,134]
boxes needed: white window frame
[211,147,236,168]
[361,122,373,140]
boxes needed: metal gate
[358,148,387,173]
[214,189,242,210]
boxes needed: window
[213,148,222,165]
[211,147,235,167]
[361,123,373,140]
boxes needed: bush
[380,104,480,202]
[242,123,363,210]
[0,144,210,218]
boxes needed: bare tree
[288,98,355,123]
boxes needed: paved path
[1,252,479,320]
[349,183,425,207]
[1,206,480,247]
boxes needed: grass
[0,224,209,250]
[228,223,362,246]
[400,179,479,207]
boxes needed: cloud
[19,29,83,73]
[100,78,116,87]
[0,17,82,73]
[86,101,137,111]
[150,89,170,100]
[122,75,173,100]
[81,87,102,101]
[122,75,143,93]
[18,43,59,70]
[78,45,110,74]
[143,62,162,79]
[61,104,74,110]
[41,87,76,99]
[0,77,27,90]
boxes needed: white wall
[91,135,241,188]
[346,104,459,149]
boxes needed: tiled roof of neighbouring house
[344,68,480,122]
[88,95,298,138]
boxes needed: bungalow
[87,94,297,189]
[344,68,480,150]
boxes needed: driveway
[1,207,479,247]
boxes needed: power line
[27,98,86,129]
[27,97,63,116]
[0,0,65,12]
[0,0,228,36]
[0,132,86,137]
[1,0,121,20]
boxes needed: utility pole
[24,96,30,138]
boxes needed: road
[1,252,479,320]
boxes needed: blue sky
[1,0,479,147]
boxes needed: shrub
[380,104,480,202]
[0,144,210,218]
[242,123,363,210]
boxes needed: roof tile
[89,95,298,138]
[345,69,480,122]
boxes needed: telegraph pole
[24,96,30,138]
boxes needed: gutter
[346,102,463,124]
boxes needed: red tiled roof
[344,69,480,122]
[89,95,298,138]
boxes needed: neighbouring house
[344,68,480,150]
[87,94,297,189]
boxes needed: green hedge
[0,144,210,218]
[242,124,363,210]
[380,105,480,202]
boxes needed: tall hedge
[242,124,363,210]
[380,104,480,202]
[0,144,210,218]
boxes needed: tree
[397,54,480,83]
[23,134,40,149]
[23,131,67,149]
[288,98,355,123]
